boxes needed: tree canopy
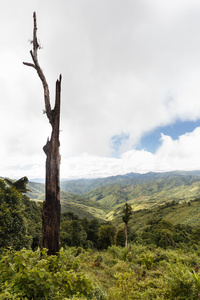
[0,179,31,250]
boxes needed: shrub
[107,270,166,300]
[0,180,31,250]
[165,263,198,299]
[116,229,126,247]
[138,251,155,270]
[0,248,94,299]
[107,245,129,261]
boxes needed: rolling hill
[112,197,200,235]
[25,171,200,222]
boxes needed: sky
[1,0,200,180]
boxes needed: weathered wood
[23,12,61,255]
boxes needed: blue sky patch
[138,120,200,153]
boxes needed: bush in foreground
[0,248,93,299]
[1,245,200,299]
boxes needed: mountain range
[26,171,200,222]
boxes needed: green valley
[2,171,200,299]
[27,171,200,222]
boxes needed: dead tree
[23,12,61,255]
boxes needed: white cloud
[156,128,200,171]
[1,0,200,179]
[60,127,200,179]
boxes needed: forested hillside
[60,170,200,194]
[27,171,200,221]
[0,173,200,300]
[1,173,200,299]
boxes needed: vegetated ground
[1,244,200,299]
[2,171,200,299]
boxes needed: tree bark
[23,12,61,255]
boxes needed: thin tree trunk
[125,222,128,247]
[23,12,61,255]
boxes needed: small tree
[116,229,126,247]
[0,179,31,250]
[122,202,132,247]
[98,223,116,250]
[4,176,31,193]
[23,12,62,255]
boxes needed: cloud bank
[1,0,200,179]
[2,127,200,179]
[60,127,200,179]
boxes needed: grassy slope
[113,198,200,235]
[27,172,200,223]
[27,182,45,201]
[83,176,200,220]
[61,191,108,220]
[27,182,107,221]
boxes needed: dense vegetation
[1,245,200,299]
[1,173,200,299]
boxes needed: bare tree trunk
[42,76,61,255]
[23,12,61,255]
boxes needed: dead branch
[23,12,52,124]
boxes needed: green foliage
[1,244,200,299]
[3,173,200,298]
[191,227,200,244]
[5,176,31,193]
[139,216,200,250]
[107,245,129,261]
[0,180,31,250]
[60,219,87,247]
[21,195,42,249]
[62,211,79,220]
[139,251,155,270]
[122,202,132,247]
[98,223,116,249]
[106,247,199,300]
[165,263,197,299]
[86,218,101,248]
[0,248,93,299]
[116,229,126,247]
[189,271,200,296]
[142,218,175,248]
[109,271,167,299]
[122,202,132,224]
[60,215,101,249]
